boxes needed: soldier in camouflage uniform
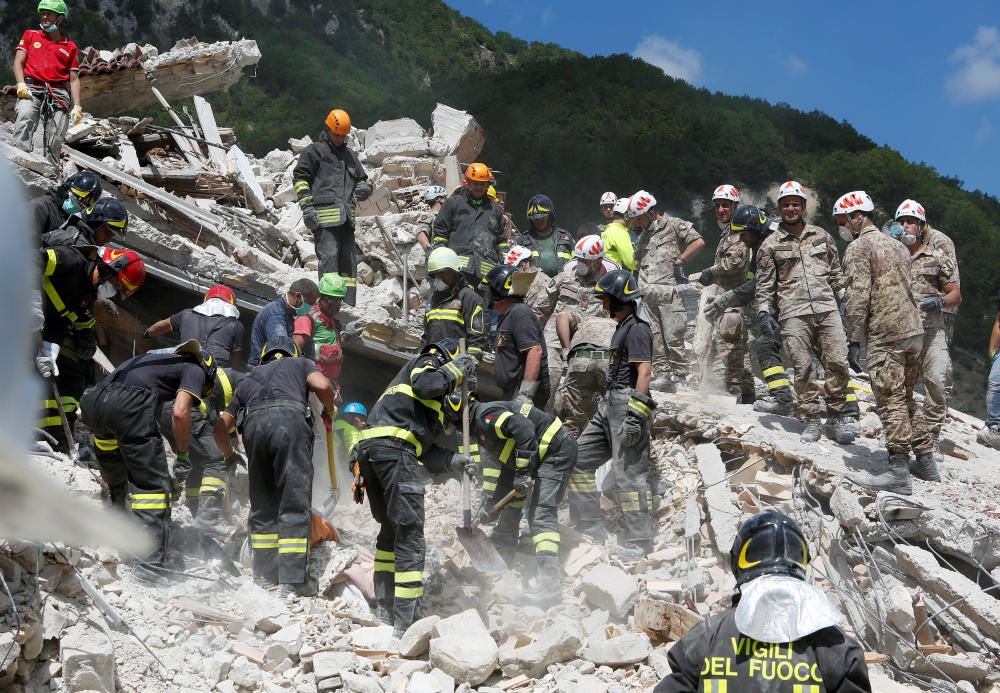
[894,200,961,453]
[922,223,959,348]
[630,190,705,392]
[755,181,855,444]
[836,191,933,495]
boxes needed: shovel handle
[460,338,472,529]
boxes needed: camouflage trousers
[868,335,933,455]
[647,289,688,380]
[918,326,952,439]
[557,352,609,437]
[545,341,564,413]
[780,311,852,419]
[711,307,752,394]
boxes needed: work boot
[516,555,563,607]
[977,425,1000,450]
[909,452,941,482]
[192,494,230,537]
[575,522,608,543]
[649,375,676,393]
[374,600,394,627]
[753,393,794,416]
[848,453,913,495]
[253,575,278,589]
[618,541,653,562]
[824,415,856,445]
[800,417,822,443]
[109,484,128,509]
[279,578,318,599]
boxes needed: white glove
[36,341,60,378]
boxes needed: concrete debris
[498,618,584,678]
[578,563,639,619]
[428,609,498,685]
[582,632,653,667]
[400,614,441,658]
[60,624,115,692]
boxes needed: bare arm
[214,412,236,457]
[416,230,430,249]
[172,391,195,454]
[523,345,542,382]
[306,371,336,411]
[555,312,573,350]
[942,281,961,310]
[678,238,705,264]
[635,361,652,396]
[13,51,26,83]
[146,317,174,338]
[69,71,80,107]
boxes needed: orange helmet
[204,284,236,304]
[100,247,146,297]
[465,162,491,182]
[325,109,351,136]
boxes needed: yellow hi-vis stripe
[131,493,170,510]
[200,477,226,494]
[217,368,234,408]
[532,531,560,555]
[395,585,424,599]
[356,425,423,457]
[251,533,279,549]
[278,537,309,553]
[538,418,562,459]
[374,549,395,572]
[703,680,727,693]
[395,570,423,583]
[493,411,513,438]
[426,309,464,324]
[378,383,445,426]
[767,378,791,389]
[793,686,820,693]
[93,437,118,452]
[761,366,785,377]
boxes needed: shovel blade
[456,526,507,574]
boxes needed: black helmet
[174,339,217,398]
[729,509,810,588]
[526,193,555,224]
[260,336,299,364]
[442,389,466,422]
[593,268,641,303]
[65,171,103,207]
[730,205,773,239]
[482,264,517,301]
[83,197,128,236]
[421,338,461,362]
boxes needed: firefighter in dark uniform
[28,169,102,238]
[513,194,574,278]
[422,247,487,361]
[144,284,245,369]
[455,394,577,605]
[79,340,215,576]
[432,163,509,285]
[352,339,477,636]
[569,269,657,561]
[41,196,128,250]
[482,264,550,406]
[214,338,337,595]
[655,510,871,692]
[293,108,372,306]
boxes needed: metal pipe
[373,215,411,326]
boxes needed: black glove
[513,473,532,494]
[355,181,373,201]
[514,448,538,476]
[225,450,247,469]
[302,206,320,231]
[352,459,365,505]
[757,311,780,337]
[919,296,944,313]
[618,415,644,448]
[847,342,863,373]
[704,294,729,322]
[618,391,655,447]
[448,452,478,478]
[673,263,688,283]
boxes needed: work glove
[516,379,539,405]
[512,473,532,494]
[514,448,538,476]
[352,459,365,505]
[847,342,863,373]
[618,415,644,448]
[443,354,477,389]
[174,451,192,482]
[448,452,479,478]
[618,391,656,448]
[302,206,320,231]
[75,329,97,361]
[919,296,944,313]
[224,450,247,469]
[16,82,30,99]
[70,105,83,125]
[757,311,780,338]
[674,283,691,298]
[703,293,731,322]
[36,341,60,378]
[672,262,687,283]
[689,267,715,286]
[355,181,373,201]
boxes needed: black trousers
[244,407,314,584]
[315,223,357,306]
[38,351,90,450]
[157,401,228,514]
[80,382,171,565]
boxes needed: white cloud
[975,117,995,143]
[786,55,807,75]
[946,26,1000,103]
[633,35,703,84]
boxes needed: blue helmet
[342,402,367,418]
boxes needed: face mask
[40,22,59,33]
[432,278,451,293]
[574,262,591,277]
[295,301,313,316]
[62,196,81,215]
[97,283,117,300]
[837,226,854,243]
[900,232,919,246]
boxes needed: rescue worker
[703,205,795,413]
[79,339,215,576]
[248,278,319,366]
[415,185,448,252]
[432,163,508,285]
[508,245,554,315]
[631,191,704,391]
[455,393,577,606]
[835,191,932,494]
[334,401,367,464]
[690,185,753,399]
[755,181,855,444]
[293,273,347,392]
[41,196,128,249]
[28,170,101,238]
[979,294,1000,450]
[293,108,371,306]
[144,284,244,369]
[655,510,871,692]
[36,244,145,451]
[483,264,550,406]
[352,339,477,635]
[921,221,959,348]
[214,337,337,595]
[569,270,656,560]
[421,247,487,361]
[894,200,961,454]
[601,196,637,273]
[513,194,574,278]
[597,191,617,231]
[11,0,83,164]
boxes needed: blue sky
[443,0,1000,198]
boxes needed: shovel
[321,413,339,515]
[454,339,507,573]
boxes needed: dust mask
[41,22,59,33]
[574,262,590,277]
[432,278,450,293]
[837,226,855,243]
[900,233,919,246]
[62,197,81,215]
[97,283,117,300]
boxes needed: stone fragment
[428,104,485,164]
[205,653,235,684]
[582,633,652,667]
[60,624,115,692]
[349,624,396,651]
[273,183,298,208]
[578,563,639,619]
[881,579,915,633]
[364,118,430,165]
[341,670,383,692]
[289,136,313,153]
[407,670,443,692]
[312,651,359,681]
[399,614,440,658]
[911,653,990,682]
[498,618,583,678]
[270,622,304,657]
[234,582,289,634]
[829,486,866,529]
[229,655,263,688]
[264,149,295,173]
[428,609,498,685]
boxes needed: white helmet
[833,190,875,216]
[600,191,618,206]
[777,181,807,201]
[505,245,534,268]
[612,197,630,216]
[427,246,462,274]
[712,184,740,203]
[626,190,657,219]
[422,185,447,203]
[573,235,606,260]
[894,199,926,223]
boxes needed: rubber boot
[279,578,318,599]
[192,493,229,537]
[824,415,856,445]
[516,555,563,606]
[909,452,941,482]
[800,417,822,443]
[753,388,794,416]
[848,453,913,495]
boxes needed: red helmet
[204,284,236,304]
[100,247,146,297]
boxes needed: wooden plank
[149,85,204,166]
[116,136,142,176]
[171,597,240,623]
[230,642,266,664]
[634,598,702,642]
[227,145,267,212]
[695,443,740,554]
[193,95,228,173]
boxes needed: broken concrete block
[578,563,639,619]
[273,183,298,207]
[911,652,990,682]
[364,118,430,165]
[582,633,652,667]
[428,104,485,164]
[289,135,313,154]
[295,240,317,264]
[312,651,358,682]
[229,655,263,688]
[913,507,1000,572]
[264,148,294,173]
[400,614,440,658]
[428,609,498,685]
[60,624,115,692]
[341,670,383,692]
[881,578,915,633]
[498,618,584,678]
[830,486,866,530]
[234,582,290,634]
[349,624,396,651]
[407,670,445,692]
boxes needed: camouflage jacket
[531,260,618,348]
[755,223,845,321]
[923,225,959,316]
[909,242,958,330]
[710,230,751,291]
[635,214,702,286]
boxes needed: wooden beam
[193,95,228,173]
[149,85,205,167]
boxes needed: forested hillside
[3,0,996,412]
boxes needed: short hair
[289,278,319,296]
